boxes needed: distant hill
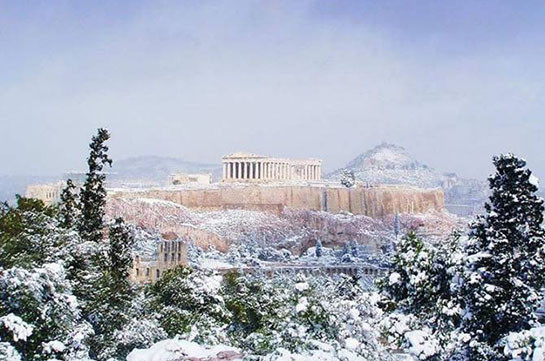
[328,143,444,188]
[328,143,488,216]
[0,156,222,202]
[108,156,222,186]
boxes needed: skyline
[1,1,544,181]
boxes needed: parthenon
[222,152,322,182]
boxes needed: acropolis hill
[109,152,445,217]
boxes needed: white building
[25,181,65,205]
[222,152,322,183]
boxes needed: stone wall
[130,239,188,283]
[110,184,444,218]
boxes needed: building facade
[130,239,188,283]
[25,181,65,205]
[222,152,322,183]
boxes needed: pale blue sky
[1,0,544,181]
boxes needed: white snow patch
[345,337,359,350]
[389,272,401,285]
[296,297,309,313]
[0,314,33,342]
[126,338,238,361]
[43,340,66,354]
[295,282,309,292]
[405,330,440,360]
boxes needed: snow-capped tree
[315,239,323,258]
[150,266,230,345]
[79,128,112,244]
[379,233,451,315]
[59,178,79,229]
[350,240,358,257]
[0,196,67,268]
[340,169,356,188]
[394,213,400,239]
[86,218,137,360]
[458,154,545,360]
[378,232,463,359]
[0,263,93,360]
[107,218,135,289]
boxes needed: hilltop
[328,143,488,215]
[328,143,444,188]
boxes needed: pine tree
[315,239,323,258]
[79,128,112,243]
[88,219,136,360]
[350,240,358,257]
[394,212,400,239]
[460,154,545,359]
[340,169,356,188]
[107,218,135,290]
[59,179,79,229]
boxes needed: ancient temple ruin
[222,152,322,182]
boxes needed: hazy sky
[1,0,545,181]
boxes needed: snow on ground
[126,338,382,361]
[126,338,240,361]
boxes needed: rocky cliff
[110,183,445,218]
[106,197,462,254]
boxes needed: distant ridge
[109,155,222,184]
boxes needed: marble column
[249,161,254,179]
[237,162,241,179]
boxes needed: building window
[164,253,167,262]
[156,269,160,278]
[178,253,181,262]
[171,253,175,262]
[136,268,140,276]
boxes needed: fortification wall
[110,184,444,217]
